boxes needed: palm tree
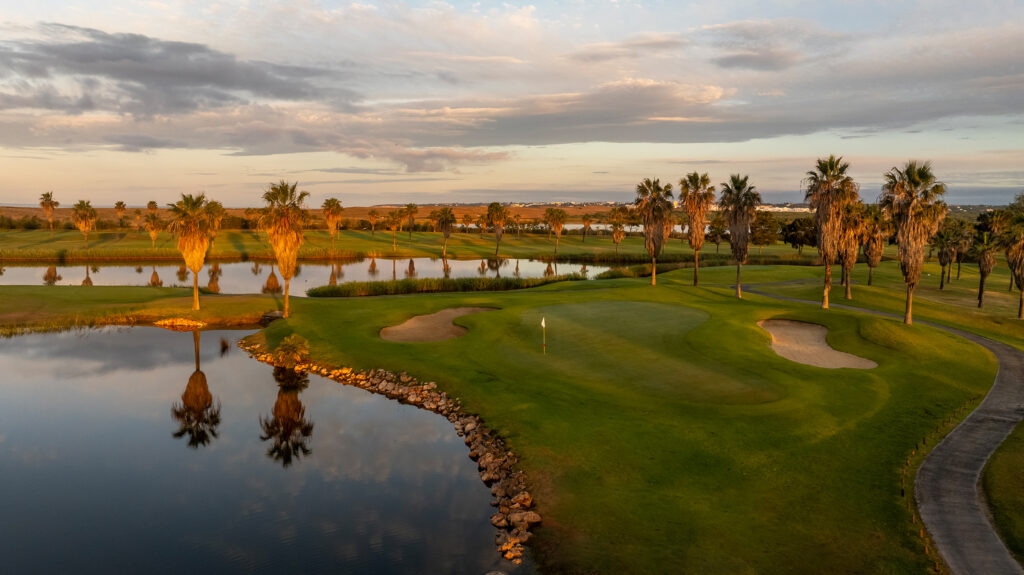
[147,200,159,216]
[262,265,282,295]
[72,200,98,248]
[608,207,627,254]
[707,211,727,253]
[42,265,62,285]
[804,155,860,309]
[972,232,998,308]
[134,209,143,235]
[259,181,309,319]
[879,160,948,325]
[1003,194,1024,318]
[461,213,474,233]
[114,201,127,227]
[544,208,567,256]
[367,209,379,237]
[719,174,761,298]
[932,222,957,290]
[322,198,344,252]
[207,262,223,293]
[172,331,221,448]
[206,200,226,251]
[386,210,403,251]
[487,202,509,256]
[838,202,865,299]
[81,266,93,286]
[952,219,973,281]
[144,212,163,249]
[39,192,59,238]
[581,214,593,243]
[514,213,522,239]
[260,360,314,467]
[476,214,487,235]
[634,178,674,286]
[404,203,418,239]
[148,265,163,287]
[861,205,890,286]
[435,207,457,258]
[167,193,214,311]
[679,172,716,286]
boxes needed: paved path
[746,284,1024,574]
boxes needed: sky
[0,0,1022,207]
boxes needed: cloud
[567,33,686,63]
[700,19,846,71]
[105,134,185,152]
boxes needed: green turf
[985,426,1024,563]
[0,262,1012,573]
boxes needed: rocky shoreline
[237,338,540,565]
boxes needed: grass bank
[306,274,584,297]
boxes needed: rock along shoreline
[237,338,540,565]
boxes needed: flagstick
[543,325,546,355]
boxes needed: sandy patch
[380,307,497,343]
[759,319,877,369]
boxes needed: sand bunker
[380,307,497,343]
[759,319,877,369]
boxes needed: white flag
[541,317,546,328]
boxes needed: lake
[0,327,533,574]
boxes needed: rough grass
[306,274,584,297]
[984,426,1024,562]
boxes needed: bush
[307,274,584,297]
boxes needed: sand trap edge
[380,307,499,343]
[758,318,878,369]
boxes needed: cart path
[745,284,1024,575]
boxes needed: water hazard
[0,327,533,574]
[0,258,605,295]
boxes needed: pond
[0,327,533,574]
[0,258,606,295]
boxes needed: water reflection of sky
[0,258,605,295]
[0,327,532,574]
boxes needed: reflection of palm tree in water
[405,259,417,279]
[43,265,62,285]
[259,367,314,467]
[478,259,487,276]
[171,331,222,449]
[176,264,189,283]
[328,262,343,286]
[81,266,93,286]
[392,258,397,281]
[207,262,222,294]
[250,262,262,276]
[514,259,520,277]
[149,266,163,287]
[442,258,451,279]
[544,262,554,278]
[263,265,282,295]
[368,257,378,278]
[487,258,503,278]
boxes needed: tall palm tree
[172,331,221,448]
[932,222,957,290]
[951,219,972,281]
[608,207,627,254]
[544,208,567,256]
[838,201,865,299]
[404,203,418,239]
[487,202,509,257]
[679,172,716,286]
[386,210,403,251]
[581,214,593,243]
[322,197,344,252]
[367,208,379,237]
[114,201,127,227]
[634,178,674,286]
[861,205,890,286]
[971,232,998,308]
[39,192,59,238]
[514,213,522,239]
[719,174,761,298]
[167,193,214,311]
[72,200,97,248]
[461,213,474,233]
[804,155,860,309]
[879,160,948,325]
[206,200,226,251]
[259,180,309,319]
[475,214,487,235]
[144,212,163,249]
[147,200,159,216]
[435,206,457,258]
[134,209,143,234]
[1003,194,1024,318]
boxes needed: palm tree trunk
[443,237,448,258]
[947,263,952,284]
[192,271,200,311]
[1019,287,1024,319]
[495,236,500,257]
[151,237,156,249]
[331,234,335,253]
[49,221,54,239]
[868,266,874,286]
[822,263,831,309]
[978,273,987,308]
[371,225,375,238]
[554,237,559,256]
[904,284,914,325]
[284,278,291,318]
[193,330,200,371]
[693,251,699,286]
[392,230,396,251]
[736,263,742,298]
[956,261,961,280]
[845,267,853,299]
[716,242,720,254]
[651,257,656,286]
[939,265,945,290]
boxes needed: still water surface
[0,258,605,295]
[0,327,532,574]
